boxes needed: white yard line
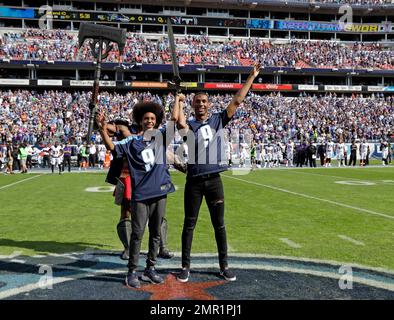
[338,235,365,246]
[223,175,394,221]
[286,170,363,181]
[10,259,26,264]
[279,238,302,249]
[0,252,23,259]
[0,175,42,190]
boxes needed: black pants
[42,156,49,168]
[308,155,316,167]
[26,155,32,169]
[128,196,166,271]
[349,152,357,166]
[182,174,228,270]
[63,156,71,172]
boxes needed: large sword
[167,18,182,93]
[78,23,126,152]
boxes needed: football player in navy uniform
[97,102,175,289]
[172,62,262,283]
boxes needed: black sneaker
[141,267,163,284]
[176,268,190,283]
[125,271,140,288]
[220,268,237,281]
[120,249,129,261]
[158,249,174,259]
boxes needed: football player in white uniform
[336,139,346,167]
[381,140,389,166]
[266,143,274,168]
[325,138,334,167]
[359,139,368,166]
[50,141,64,174]
[285,140,294,167]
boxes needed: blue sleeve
[114,136,133,159]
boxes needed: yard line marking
[223,175,394,221]
[0,175,42,190]
[10,259,26,264]
[286,170,363,181]
[0,251,23,259]
[338,235,365,246]
[279,238,302,249]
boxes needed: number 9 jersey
[114,129,175,202]
[186,110,232,178]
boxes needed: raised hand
[176,93,186,102]
[251,62,262,78]
[95,113,107,130]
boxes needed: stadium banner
[34,10,92,21]
[246,19,274,29]
[204,83,243,90]
[180,82,198,88]
[0,7,35,19]
[131,81,168,88]
[200,18,246,28]
[70,80,116,87]
[343,23,388,33]
[0,79,30,85]
[274,20,391,33]
[298,85,319,91]
[275,20,340,32]
[37,80,63,86]
[252,84,292,91]
[367,86,386,92]
[324,85,362,91]
[28,7,394,33]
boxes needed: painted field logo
[85,186,115,192]
[1,253,394,300]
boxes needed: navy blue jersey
[114,129,175,201]
[186,110,232,177]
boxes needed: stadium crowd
[0,29,393,69]
[0,89,392,172]
[0,89,392,146]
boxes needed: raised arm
[96,113,115,151]
[171,93,188,131]
[226,62,261,119]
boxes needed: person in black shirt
[348,140,358,166]
[173,63,262,283]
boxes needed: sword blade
[167,18,180,80]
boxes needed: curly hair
[132,102,164,130]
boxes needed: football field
[1,166,393,271]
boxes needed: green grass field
[1,166,393,271]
